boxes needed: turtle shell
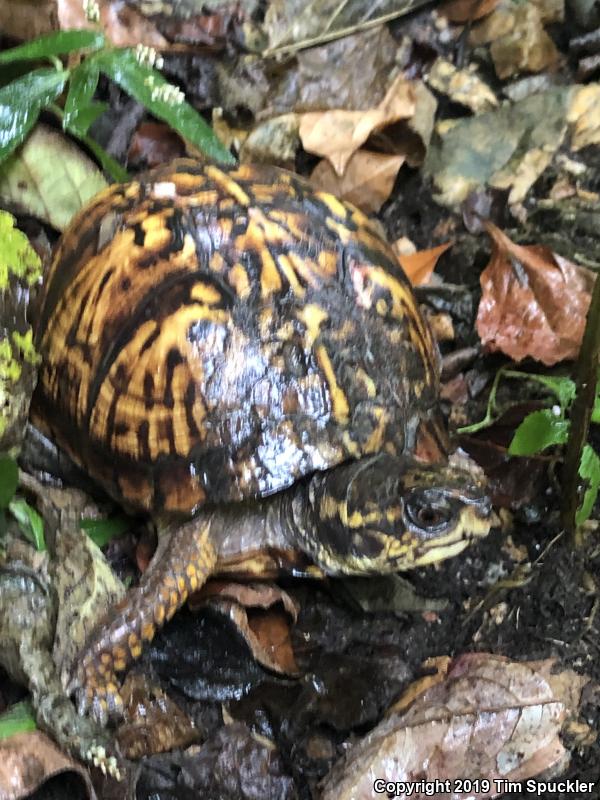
[32,160,439,514]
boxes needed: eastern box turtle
[31,159,492,725]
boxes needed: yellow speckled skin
[31,160,445,722]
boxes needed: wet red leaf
[476,222,595,365]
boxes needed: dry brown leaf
[395,241,453,286]
[0,730,95,800]
[309,151,405,214]
[321,653,588,800]
[568,84,600,151]
[299,75,415,176]
[440,0,500,23]
[193,581,300,675]
[128,122,186,169]
[471,2,560,79]
[476,222,595,365]
[58,0,167,47]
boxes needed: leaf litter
[2,0,600,797]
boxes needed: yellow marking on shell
[228,263,251,298]
[288,251,323,289]
[318,249,338,277]
[275,321,295,341]
[325,216,351,244]
[142,213,173,251]
[355,368,377,399]
[177,576,186,593]
[154,604,166,625]
[169,590,179,607]
[112,646,127,661]
[386,507,402,524]
[316,345,349,422]
[169,171,205,194]
[186,189,219,206]
[277,253,306,296]
[101,653,112,666]
[166,603,178,621]
[163,575,177,589]
[113,658,127,671]
[315,192,348,220]
[376,298,389,315]
[296,303,328,346]
[141,622,155,641]
[342,431,361,457]
[128,633,142,659]
[206,165,250,205]
[188,573,198,591]
[210,252,226,272]
[259,246,282,297]
[191,282,222,305]
[364,265,437,384]
[364,407,389,452]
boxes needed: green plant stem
[561,272,600,541]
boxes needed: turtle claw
[69,661,124,726]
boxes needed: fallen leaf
[299,75,415,176]
[0,730,95,800]
[0,0,59,39]
[568,84,600,151]
[240,114,300,166]
[0,124,107,232]
[192,581,300,675]
[321,653,588,800]
[427,58,498,113]
[117,673,199,759]
[471,2,560,79]
[310,151,405,214]
[425,88,571,207]
[476,222,595,365]
[128,121,186,168]
[395,241,453,286]
[58,0,167,47]
[440,0,500,23]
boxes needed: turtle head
[301,454,494,574]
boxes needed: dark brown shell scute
[32,160,439,514]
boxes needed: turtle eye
[405,492,455,532]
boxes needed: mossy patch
[0,210,42,289]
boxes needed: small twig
[561,272,600,541]
[261,0,433,58]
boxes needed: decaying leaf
[128,121,185,169]
[396,241,453,286]
[321,653,588,800]
[0,730,95,800]
[427,58,498,114]
[0,124,107,232]
[476,223,595,365]
[568,84,600,150]
[425,88,571,206]
[299,75,415,176]
[240,114,300,166]
[117,673,199,759]
[58,0,167,47]
[310,152,405,214]
[440,0,500,23]
[193,581,300,675]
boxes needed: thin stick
[561,272,600,540]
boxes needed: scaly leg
[68,515,216,725]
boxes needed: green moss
[0,338,21,383]
[0,211,42,289]
[12,329,40,366]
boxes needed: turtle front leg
[68,515,216,725]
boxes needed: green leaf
[81,514,131,547]
[508,409,570,456]
[576,445,600,526]
[64,60,105,136]
[0,30,105,65]
[0,456,18,508]
[0,701,36,740]
[0,69,68,161]
[93,49,234,164]
[527,375,576,410]
[8,497,45,551]
[0,211,42,289]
